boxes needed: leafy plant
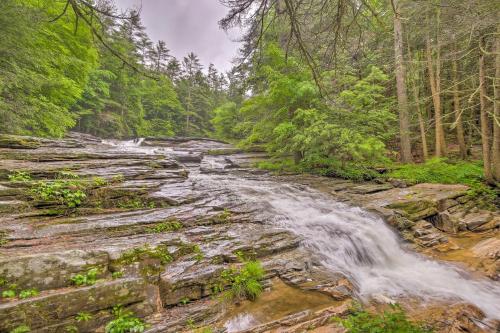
[8,171,31,182]
[76,311,93,322]
[10,325,30,333]
[57,171,80,179]
[31,180,87,208]
[180,296,190,305]
[334,304,431,333]
[64,325,78,333]
[146,220,182,233]
[112,271,124,279]
[105,305,148,333]
[219,260,265,301]
[93,177,108,187]
[2,289,16,298]
[18,289,39,299]
[70,268,99,286]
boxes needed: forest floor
[0,133,498,333]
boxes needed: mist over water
[197,172,500,320]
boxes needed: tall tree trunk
[409,57,429,161]
[492,29,500,181]
[391,0,413,163]
[426,32,447,157]
[479,38,493,183]
[452,58,467,159]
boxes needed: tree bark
[492,28,500,181]
[391,0,413,163]
[452,58,467,159]
[426,32,447,157]
[479,38,493,183]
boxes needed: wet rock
[0,250,109,291]
[0,278,152,332]
[350,183,393,194]
[0,134,41,149]
[463,211,494,231]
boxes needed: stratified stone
[0,278,151,331]
[0,250,109,291]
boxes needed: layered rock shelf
[0,133,498,332]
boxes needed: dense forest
[0,0,499,186]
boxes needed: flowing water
[193,168,500,321]
[113,141,500,323]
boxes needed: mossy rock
[0,135,41,149]
[387,199,437,221]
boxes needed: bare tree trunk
[492,28,500,181]
[426,32,447,157]
[391,0,413,163]
[479,38,493,183]
[452,58,467,159]
[409,58,429,161]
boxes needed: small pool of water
[223,278,342,332]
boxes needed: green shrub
[111,271,124,279]
[257,156,383,181]
[76,311,93,322]
[2,289,16,298]
[93,177,108,187]
[70,268,99,286]
[10,325,30,333]
[8,171,31,182]
[18,289,39,299]
[335,305,431,333]
[105,305,148,333]
[219,260,265,301]
[31,180,87,208]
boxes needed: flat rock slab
[0,278,151,331]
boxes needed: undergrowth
[333,304,432,333]
[388,158,498,208]
[105,305,148,333]
[257,156,383,182]
[214,256,265,302]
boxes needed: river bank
[0,133,498,332]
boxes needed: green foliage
[388,158,497,207]
[211,209,232,223]
[335,305,431,333]
[105,305,148,333]
[118,245,172,265]
[112,271,124,279]
[10,325,30,333]
[93,177,108,187]
[31,180,87,208]
[211,102,242,139]
[2,289,16,298]
[219,260,265,301]
[146,220,183,233]
[257,157,383,182]
[18,289,39,299]
[64,326,78,333]
[0,0,97,137]
[76,312,93,322]
[8,171,31,182]
[70,268,99,286]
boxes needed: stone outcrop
[0,133,497,333]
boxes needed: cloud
[114,0,242,72]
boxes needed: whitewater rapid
[196,172,500,320]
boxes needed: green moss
[210,209,232,224]
[388,158,498,209]
[145,219,182,233]
[118,245,173,265]
[333,304,432,333]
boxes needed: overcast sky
[115,0,242,73]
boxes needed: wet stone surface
[0,133,498,332]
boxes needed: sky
[115,0,242,73]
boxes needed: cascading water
[195,171,500,320]
[110,140,500,322]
